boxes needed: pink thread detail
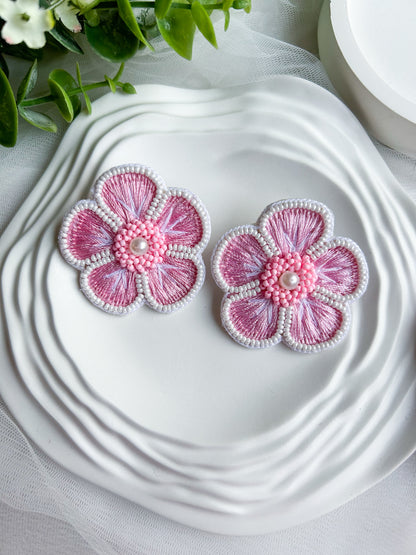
[157,196,204,248]
[289,297,343,345]
[66,209,114,261]
[314,245,360,296]
[59,166,209,313]
[146,257,199,306]
[87,261,139,307]
[113,219,167,273]
[228,292,280,341]
[99,172,156,223]
[219,233,268,287]
[264,207,325,255]
[259,252,317,307]
[213,200,368,351]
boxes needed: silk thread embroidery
[59,164,211,315]
[211,199,368,352]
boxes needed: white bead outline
[93,164,167,229]
[212,199,368,352]
[59,164,210,316]
[282,293,352,353]
[308,236,369,303]
[211,225,274,295]
[221,288,285,349]
[79,254,145,316]
[58,200,119,271]
[258,198,335,256]
[141,251,206,314]
[155,186,211,257]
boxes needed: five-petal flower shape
[59,165,210,315]
[212,200,368,352]
[0,0,54,49]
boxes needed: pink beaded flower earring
[211,199,368,353]
[59,164,211,315]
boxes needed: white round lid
[331,0,416,122]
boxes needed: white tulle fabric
[1,1,415,553]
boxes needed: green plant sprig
[0,0,251,147]
[13,60,135,138]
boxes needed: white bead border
[156,186,211,256]
[58,200,119,271]
[258,198,335,255]
[59,163,211,316]
[211,225,274,294]
[213,198,368,352]
[79,254,145,316]
[93,164,168,229]
[282,293,352,353]
[221,288,285,349]
[141,252,206,314]
[309,236,369,303]
[91,164,211,256]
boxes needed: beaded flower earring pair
[59,165,368,353]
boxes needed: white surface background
[0,0,415,553]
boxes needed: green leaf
[105,75,116,93]
[0,68,18,147]
[116,0,153,49]
[48,79,73,122]
[18,106,57,133]
[155,0,173,20]
[191,1,217,48]
[232,0,251,12]
[157,3,196,60]
[76,62,92,114]
[223,0,232,30]
[121,82,136,94]
[85,9,139,63]
[17,60,38,105]
[48,69,81,122]
[49,22,84,54]
[223,10,230,31]
[0,54,9,78]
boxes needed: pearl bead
[129,236,149,256]
[279,271,300,290]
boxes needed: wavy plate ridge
[1,77,416,534]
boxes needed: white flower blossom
[0,0,54,49]
[54,1,81,33]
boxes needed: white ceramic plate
[1,77,416,535]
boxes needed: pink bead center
[113,219,167,273]
[259,252,317,307]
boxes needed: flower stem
[20,81,108,107]
[20,95,55,107]
[67,81,108,96]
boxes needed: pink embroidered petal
[143,254,204,312]
[260,201,333,255]
[156,193,208,250]
[222,291,282,347]
[96,169,158,224]
[284,296,349,351]
[212,228,270,290]
[60,203,115,267]
[313,240,368,300]
[81,260,143,314]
